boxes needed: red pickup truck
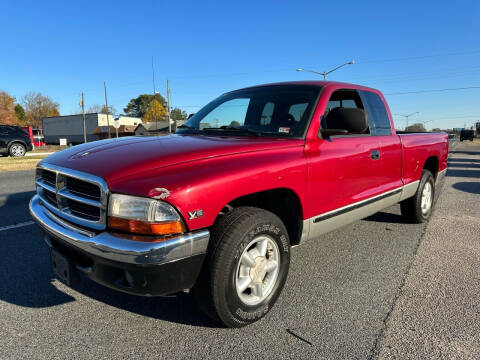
[30,81,448,327]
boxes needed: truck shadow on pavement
[452,182,480,195]
[448,158,480,163]
[0,192,76,308]
[449,150,480,156]
[68,279,219,328]
[447,162,480,169]
[364,210,405,224]
[0,192,219,328]
[446,169,480,178]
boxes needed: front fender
[108,146,308,232]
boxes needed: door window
[322,89,370,135]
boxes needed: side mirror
[320,107,368,138]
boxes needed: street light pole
[81,92,86,143]
[421,119,434,131]
[395,112,420,131]
[104,81,111,138]
[296,60,354,80]
[166,79,171,134]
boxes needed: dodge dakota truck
[30,81,448,327]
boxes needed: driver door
[306,89,383,237]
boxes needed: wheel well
[423,156,439,179]
[8,141,26,150]
[223,188,303,246]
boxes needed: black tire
[194,207,290,327]
[8,142,26,157]
[400,170,435,223]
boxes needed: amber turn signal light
[108,216,185,238]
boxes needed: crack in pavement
[367,218,429,360]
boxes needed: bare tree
[87,104,117,114]
[21,92,60,127]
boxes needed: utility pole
[104,81,111,138]
[114,116,119,138]
[81,92,87,143]
[167,79,171,134]
[152,56,156,94]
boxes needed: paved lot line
[375,142,480,359]
[0,221,35,232]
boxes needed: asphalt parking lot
[1,141,479,359]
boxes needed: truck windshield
[176,85,321,138]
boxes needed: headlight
[108,194,185,237]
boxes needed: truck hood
[42,135,304,183]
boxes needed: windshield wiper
[202,126,262,136]
[177,124,195,129]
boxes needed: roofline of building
[42,113,141,119]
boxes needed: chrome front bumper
[29,195,210,266]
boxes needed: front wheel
[194,207,290,327]
[9,143,26,157]
[400,169,435,223]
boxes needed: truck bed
[398,132,449,185]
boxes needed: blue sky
[1,0,479,129]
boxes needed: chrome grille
[35,164,108,230]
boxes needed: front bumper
[29,195,210,296]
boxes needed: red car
[30,81,448,327]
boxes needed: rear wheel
[400,169,435,223]
[9,143,26,157]
[194,207,290,327]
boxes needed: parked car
[447,133,457,150]
[29,81,448,327]
[0,125,34,157]
[460,129,474,141]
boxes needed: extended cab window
[359,91,392,136]
[322,89,370,135]
[260,102,274,125]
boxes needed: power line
[354,49,480,64]
[346,65,480,84]
[168,49,480,79]
[68,50,480,95]
[385,86,480,95]
[393,114,480,121]
[175,87,480,109]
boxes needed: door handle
[371,150,380,160]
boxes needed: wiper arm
[202,126,261,136]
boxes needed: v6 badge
[187,209,204,220]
